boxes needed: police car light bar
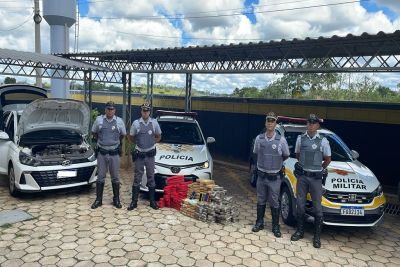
[277,116,324,124]
[157,110,197,118]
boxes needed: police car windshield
[322,133,353,162]
[284,131,353,162]
[158,121,204,145]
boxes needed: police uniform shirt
[92,115,127,147]
[92,115,127,135]
[253,132,290,173]
[295,132,331,172]
[130,117,162,151]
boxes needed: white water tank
[43,0,76,98]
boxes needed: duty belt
[302,170,322,177]
[98,147,119,156]
[132,148,157,161]
[258,170,280,181]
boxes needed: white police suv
[249,116,385,227]
[140,110,215,192]
[0,85,97,196]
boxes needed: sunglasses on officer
[266,118,276,123]
[106,107,115,111]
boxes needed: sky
[0,0,399,93]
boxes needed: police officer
[127,101,161,210]
[252,112,290,238]
[91,101,127,209]
[291,114,331,248]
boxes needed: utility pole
[33,0,42,87]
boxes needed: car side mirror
[0,131,10,141]
[206,137,215,144]
[351,150,359,159]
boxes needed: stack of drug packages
[210,185,240,224]
[180,179,215,220]
[180,180,239,224]
[158,175,191,210]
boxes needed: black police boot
[112,182,122,209]
[91,182,104,209]
[252,204,266,232]
[271,207,282,238]
[149,187,159,210]
[291,215,305,241]
[313,216,323,248]
[127,186,140,211]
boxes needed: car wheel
[8,165,19,197]
[281,186,296,226]
[249,163,257,188]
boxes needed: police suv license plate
[57,170,77,179]
[340,206,364,216]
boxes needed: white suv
[140,110,215,192]
[0,85,97,196]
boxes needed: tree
[376,85,393,97]
[231,87,259,97]
[4,77,16,84]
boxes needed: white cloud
[78,18,182,51]
[254,0,397,40]
[375,0,400,14]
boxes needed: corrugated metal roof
[61,30,400,63]
[0,48,113,71]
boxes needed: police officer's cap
[266,111,277,121]
[307,113,321,123]
[105,101,115,109]
[141,101,151,111]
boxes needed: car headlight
[88,152,96,162]
[373,185,383,197]
[19,151,40,167]
[196,161,209,170]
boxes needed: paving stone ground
[0,162,400,267]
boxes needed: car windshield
[158,121,204,145]
[284,131,353,162]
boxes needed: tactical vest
[299,134,323,171]
[136,120,156,151]
[98,117,120,148]
[257,133,283,173]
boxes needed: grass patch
[0,223,12,230]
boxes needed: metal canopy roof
[0,48,121,83]
[63,31,400,73]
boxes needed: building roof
[0,48,112,70]
[62,31,400,63]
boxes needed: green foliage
[232,87,260,97]
[231,72,399,103]
[4,77,16,84]
[91,108,100,124]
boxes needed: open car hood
[18,98,90,136]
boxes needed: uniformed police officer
[291,114,331,248]
[91,101,127,209]
[127,101,161,210]
[252,112,290,237]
